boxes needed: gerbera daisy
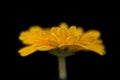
[18,22,105,57]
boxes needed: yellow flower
[18,22,105,57]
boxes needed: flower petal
[75,27,84,41]
[78,43,105,55]
[59,22,68,29]
[69,26,76,34]
[66,26,83,43]
[19,26,49,45]
[50,23,69,43]
[50,27,60,39]
[75,27,84,37]
[79,30,101,43]
[18,45,37,57]
[59,23,69,40]
[29,26,43,32]
[36,45,55,51]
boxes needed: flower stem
[58,56,67,80]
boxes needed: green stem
[58,56,67,80]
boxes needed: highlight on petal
[18,45,37,57]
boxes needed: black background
[13,14,113,80]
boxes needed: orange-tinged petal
[18,45,37,57]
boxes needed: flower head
[18,22,105,57]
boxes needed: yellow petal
[59,22,68,29]
[65,36,79,45]
[78,43,105,55]
[19,32,42,45]
[75,27,84,37]
[64,26,77,43]
[50,27,60,38]
[29,26,43,32]
[18,45,37,57]
[36,45,55,51]
[19,26,49,45]
[74,27,84,41]
[66,26,83,43]
[79,30,101,43]
[59,23,69,40]
[69,26,76,34]
[59,28,68,40]
[50,25,69,43]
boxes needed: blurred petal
[19,31,42,44]
[69,26,76,34]
[94,39,103,44]
[66,26,83,43]
[29,26,43,32]
[18,45,37,57]
[75,27,84,37]
[19,26,48,45]
[50,27,62,43]
[75,27,84,41]
[79,30,101,43]
[50,23,69,43]
[66,36,81,45]
[50,27,60,37]
[59,23,69,40]
[36,45,55,51]
[59,22,68,29]
[78,43,105,55]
